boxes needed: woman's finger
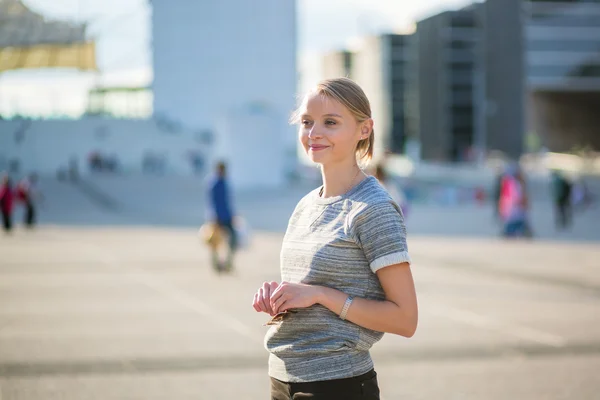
[259,287,270,314]
[270,284,281,299]
[262,282,275,314]
[272,292,288,314]
[270,281,287,298]
[253,292,262,312]
[270,287,284,310]
[262,284,275,315]
[259,287,273,314]
[255,291,267,313]
[274,299,289,315]
[262,281,272,292]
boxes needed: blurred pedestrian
[0,174,15,233]
[207,161,237,272]
[492,165,504,220]
[571,178,594,212]
[253,78,417,400]
[551,170,572,230]
[499,164,532,238]
[16,173,41,229]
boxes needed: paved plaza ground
[0,177,599,399]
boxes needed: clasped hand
[252,281,320,316]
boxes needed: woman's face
[298,93,366,167]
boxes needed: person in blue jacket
[208,161,237,272]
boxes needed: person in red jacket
[0,174,15,233]
[498,165,532,238]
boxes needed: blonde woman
[252,78,418,399]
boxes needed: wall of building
[417,13,451,161]
[214,104,288,188]
[525,1,600,152]
[353,36,391,162]
[0,118,208,177]
[404,32,421,160]
[485,0,525,159]
[322,51,353,79]
[526,0,600,92]
[152,0,297,184]
[530,91,600,151]
[446,9,478,161]
[389,34,412,154]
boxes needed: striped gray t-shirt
[265,176,411,382]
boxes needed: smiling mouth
[309,145,328,150]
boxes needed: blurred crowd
[492,164,594,239]
[0,173,42,233]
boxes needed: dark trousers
[25,202,36,227]
[503,218,533,238]
[555,200,572,229]
[218,220,237,251]
[1,211,12,232]
[270,369,380,400]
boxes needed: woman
[252,78,418,399]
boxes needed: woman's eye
[301,120,313,127]
[325,119,336,126]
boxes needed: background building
[351,34,413,159]
[463,0,600,161]
[152,0,297,187]
[317,1,600,163]
[0,0,298,187]
[321,50,354,80]
[482,0,526,160]
[415,7,480,162]
[523,0,600,152]
[416,0,600,162]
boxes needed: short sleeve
[351,201,411,273]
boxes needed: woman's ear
[361,119,374,139]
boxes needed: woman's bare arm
[316,262,418,337]
[269,262,418,337]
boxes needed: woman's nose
[307,126,323,139]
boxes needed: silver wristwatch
[339,295,354,320]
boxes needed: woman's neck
[320,162,366,198]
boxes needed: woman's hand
[270,282,321,314]
[253,281,279,316]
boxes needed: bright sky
[0,0,474,118]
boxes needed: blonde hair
[291,77,374,165]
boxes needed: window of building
[527,40,600,52]
[528,15,600,27]
[450,62,474,71]
[451,114,474,129]
[343,52,353,73]
[528,63,600,77]
[529,0,600,3]
[452,106,474,115]
[392,81,404,94]
[450,40,472,49]
[451,83,473,91]
[450,71,474,84]
[451,14,475,28]
[451,90,473,105]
